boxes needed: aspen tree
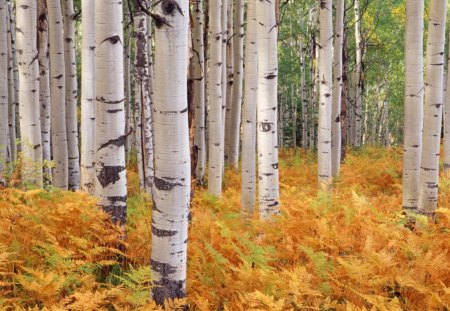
[331,0,344,177]
[354,0,363,147]
[221,0,228,167]
[445,31,450,171]
[80,0,96,194]
[47,0,68,189]
[224,0,233,164]
[228,0,244,170]
[95,0,127,225]
[37,0,51,184]
[193,0,206,183]
[402,0,424,211]
[317,0,333,189]
[207,0,224,197]
[151,0,190,304]
[418,0,447,215]
[256,0,280,217]
[17,0,43,186]
[134,0,153,195]
[63,0,80,190]
[0,0,8,183]
[6,2,16,163]
[241,0,257,214]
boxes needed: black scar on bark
[259,122,272,132]
[152,225,178,237]
[161,0,183,16]
[100,35,122,46]
[151,259,185,305]
[271,163,278,169]
[109,196,127,204]
[97,127,133,151]
[268,201,279,207]
[102,204,127,226]
[97,165,126,188]
[154,176,183,191]
[265,73,277,80]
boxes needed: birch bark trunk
[317,0,333,190]
[80,0,96,194]
[331,0,344,178]
[418,0,447,215]
[95,0,127,225]
[6,3,16,163]
[207,0,224,197]
[63,0,80,190]
[37,0,51,185]
[47,0,68,189]
[241,0,257,214]
[0,0,8,184]
[256,0,280,217]
[193,0,206,183]
[17,0,43,186]
[151,0,190,304]
[354,0,363,147]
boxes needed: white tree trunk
[256,0,280,218]
[0,0,8,184]
[444,33,450,171]
[207,0,224,197]
[354,0,363,147]
[221,0,228,168]
[331,0,344,178]
[402,0,424,212]
[418,0,447,215]
[17,0,43,187]
[317,0,333,190]
[228,0,244,170]
[47,0,68,189]
[300,18,307,150]
[241,0,257,214]
[80,0,96,194]
[224,0,233,164]
[6,3,16,163]
[63,0,80,190]
[134,0,153,196]
[193,0,206,183]
[37,0,51,185]
[151,0,190,304]
[95,0,127,225]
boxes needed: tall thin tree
[0,0,8,184]
[80,0,96,194]
[47,0,68,189]
[17,0,43,186]
[318,0,333,189]
[256,0,280,217]
[95,0,127,225]
[402,0,424,212]
[418,0,447,215]
[151,0,190,304]
[241,0,257,214]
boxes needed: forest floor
[0,147,450,310]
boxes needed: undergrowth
[1,147,450,310]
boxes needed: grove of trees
[2,0,450,308]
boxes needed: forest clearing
[1,0,450,309]
[2,148,450,310]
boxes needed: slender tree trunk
[6,3,16,163]
[63,0,80,190]
[341,29,348,162]
[317,0,333,190]
[228,0,244,170]
[193,0,206,183]
[124,1,132,158]
[9,3,19,156]
[221,0,228,167]
[47,0,68,189]
[418,0,447,215]
[443,17,450,171]
[309,24,316,150]
[80,0,96,194]
[292,88,297,154]
[17,0,43,186]
[331,0,344,178]
[354,0,363,147]
[241,0,257,215]
[37,0,51,185]
[0,0,8,184]
[256,0,280,218]
[207,0,224,197]
[134,0,153,196]
[300,20,307,151]
[151,0,190,304]
[95,0,127,225]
